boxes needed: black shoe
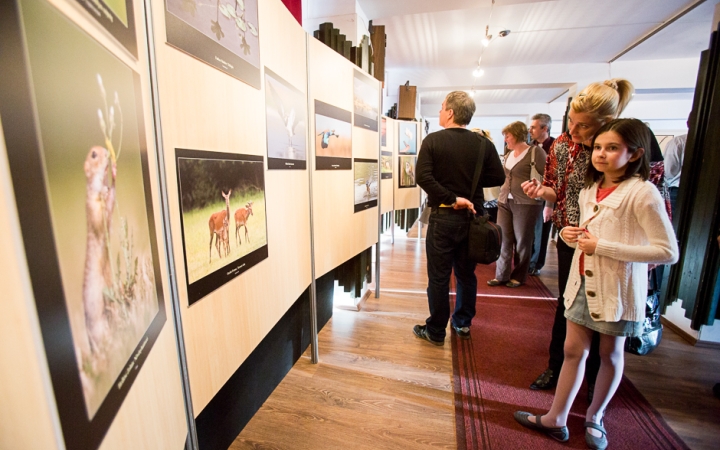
[413,325,444,346]
[452,324,471,340]
[587,382,595,403]
[530,368,558,390]
[514,411,569,442]
[585,421,608,450]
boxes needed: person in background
[413,92,504,345]
[521,79,635,399]
[515,118,678,449]
[471,128,501,223]
[487,121,546,288]
[664,115,690,219]
[528,113,556,276]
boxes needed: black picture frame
[0,1,165,447]
[175,149,269,304]
[75,0,137,57]
[353,158,378,212]
[353,69,379,131]
[264,67,307,170]
[315,100,352,170]
[165,0,261,89]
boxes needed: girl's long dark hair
[585,118,651,188]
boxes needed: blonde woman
[487,121,546,287]
[519,79,634,447]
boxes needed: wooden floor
[232,234,720,450]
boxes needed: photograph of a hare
[176,153,267,286]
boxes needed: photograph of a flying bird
[317,129,339,149]
[266,78,304,158]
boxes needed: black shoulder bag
[624,269,663,355]
[467,136,503,265]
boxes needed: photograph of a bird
[404,160,415,185]
[267,80,304,158]
[317,129,339,149]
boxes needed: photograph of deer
[176,149,268,304]
[354,159,379,212]
[398,121,418,155]
[0,2,166,446]
[265,68,307,169]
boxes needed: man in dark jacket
[413,91,505,345]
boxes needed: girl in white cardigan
[514,119,678,449]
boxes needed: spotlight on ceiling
[472,67,485,78]
[499,29,510,37]
[481,36,491,47]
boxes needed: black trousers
[425,212,477,340]
[547,238,600,384]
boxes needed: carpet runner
[451,263,689,449]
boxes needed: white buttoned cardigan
[561,176,679,323]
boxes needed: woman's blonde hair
[570,79,635,123]
[502,121,528,144]
[470,128,494,142]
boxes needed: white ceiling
[353,0,718,117]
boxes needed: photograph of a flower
[315,100,352,170]
[0,1,166,447]
[75,0,137,57]
[399,156,417,188]
[381,151,392,179]
[166,0,261,88]
[353,70,379,131]
[354,158,378,212]
[398,121,417,155]
[176,150,268,304]
[265,68,307,169]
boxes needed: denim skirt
[565,278,643,337]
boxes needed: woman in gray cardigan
[488,121,546,287]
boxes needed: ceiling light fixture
[472,67,485,78]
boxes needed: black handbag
[467,136,502,265]
[624,270,663,356]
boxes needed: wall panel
[308,37,379,278]
[150,0,312,413]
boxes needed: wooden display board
[380,116,394,215]
[0,0,187,449]
[394,120,422,211]
[308,37,379,279]
[150,0,312,413]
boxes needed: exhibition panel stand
[0,0,188,448]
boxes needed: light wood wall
[308,38,379,278]
[149,0,313,413]
[0,0,189,448]
[393,120,422,211]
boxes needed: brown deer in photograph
[208,190,231,263]
[82,146,115,356]
[234,201,254,245]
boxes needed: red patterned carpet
[451,263,689,449]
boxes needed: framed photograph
[354,158,378,212]
[75,0,137,57]
[314,100,352,170]
[175,149,268,304]
[353,70,379,131]
[381,117,387,147]
[381,151,393,179]
[0,1,165,447]
[398,121,417,155]
[264,68,307,170]
[399,156,417,189]
[165,0,261,89]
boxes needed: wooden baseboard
[661,316,698,346]
[694,339,720,349]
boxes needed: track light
[481,36,491,47]
[472,67,484,77]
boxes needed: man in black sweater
[413,91,505,345]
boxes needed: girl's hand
[578,229,598,255]
[521,179,544,198]
[560,226,584,243]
